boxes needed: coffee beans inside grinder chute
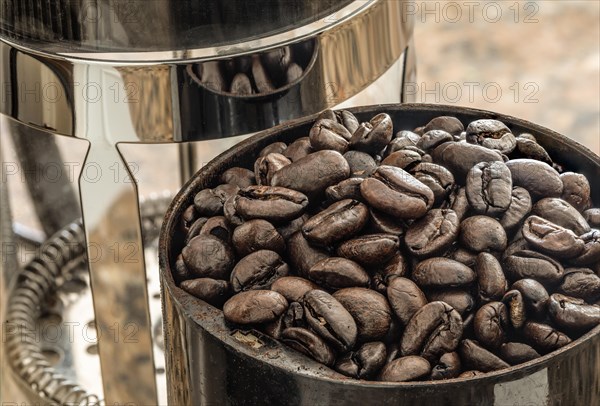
[173,110,600,382]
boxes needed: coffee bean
[417,130,454,151]
[272,150,350,199]
[466,119,516,154]
[360,166,434,219]
[460,216,507,252]
[368,208,408,235]
[411,163,455,205]
[379,356,431,382]
[180,278,230,307]
[532,198,590,236]
[381,149,423,171]
[466,161,512,215]
[431,141,503,182]
[558,268,600,302]
[335,342,387,379]
[223,196,244,227]
[194,185,235,216]
[445,186,470,221]
[282,302,306,330]
[387,277,428,325]
[336,234,399,266]
[371,253,409,293]
[230,250,289,292]
[303,289,357,352]
[522,215,585,259]
[405,209,459,258]
[309,119,352,153]
[185,217,209,244]
[182,235,235,280]
[223,290,288,324]
[522,321,572,353]
[283,137,313,162]
[499,187,532,232]
[281,327,335,366]
[499,342,540,365]
[302,199,369,247]
[503,250,564,285]
[448,247,478,268]
[344,151,378,177]
[459,339,510,372]
[199,216,232,243]
[333,288,392,342]
[502,290,527,329]
[180,204,199,234]
[569,230,600,266]
[424,116,464,136]
[431,351,462,380]
[308,258,370,290]
[234,186,308,223]
[232,219,285,257]
[261,46,291,81]
[560,172,592,212]
[413,258,476,288]
[173,254,191,283]
[277,213,309,240]
[514,138,552,164]
[287,232,329,277]
[325,178,364,202]
[350,113,393,154]
[458,370,485,378]
[271,276,321,303]
[400,301,463,362]
[254,153,291,185]
[505,159,563,201]
[221,167,256,189]
[548,293,600,332]
[511,279,550,318]
[476,253,508,303]
[474,302,509,349]
[252,56,275,93]
[426,289,475,316]
[259,142,287,157]
[584,208,600,228]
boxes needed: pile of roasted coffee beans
[173,109,600,382]
[192,39,314,95]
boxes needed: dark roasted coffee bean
[405,209,459,258]
[584,208,600,228]
[430,351,462,380]
[381,149,422,170]
[180,278,230,307]
[199,216,232,243]
[223,290,288,324]
[230,250,289,292]
[302,199,369,247]
[271,276,320,303]
[286,63,303,83]
[221,167,256,189]
[232,219,285,257]
[499,187,532,232]
[448,247,478,268]
[522,321,572,353]
[336,234,399,266]
[259,142,287,157]
[459,370,485,378]
[261,46,291,80]
[180,204,199,234]
[424,116,464,136]
[333,288,392,342]
[379,356,431,382]
[560,172,592,212]
[287,232,329,277]
[283,302,306,329]
[411,163,455,205]
[387,277,428,325]
[325,178,364,202]
[182,235,235,280]
[194,188,225,216]
[350,113,393,154]
[569,229,600,266]
[445,186,469,221]
[432,141,503,182]
[333,110,360,134]
[502,290,526,329]
[223,196,244,227]
[460,216,507,252]
[416,130,453,151]
[385,132,420,156]
[281,327,335,367]
[476,253,507,303]
[499,342,540,365]
[344,151,378,177]
[559,268,600,302]
[185,217,209,244]
[517,133,537,142]
[466,161,512,215]
[400,301,463,362]
[230,73,253,95]
[371,253,409,293]
[413,258,476,288]
[368,208,407,235]
[234,186,308,223]
[303,289,357,351]
[254,153,291,185]
[474,302,509,349]
[336,342,387,379]
[272,150,350,199]
[459,339,510,372]
[252,56,275,93]
[504,250,564,285]
[361,166,434,219]
[466,119,516,154]
[308,258,370,290]
[548,293,600,332]
[277,213,309,241]
[522,216,585,259]
[514,138,552,164]
[283,137,313,162]
[309,119,352,153]
[505,159,563,200]
[173,254,191,282]
[532,198,590,236]
[511,279,550,318]
[426,290,475,316]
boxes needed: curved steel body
[159,104,600,406]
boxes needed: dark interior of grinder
[172,109,600,382]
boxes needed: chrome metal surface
[159,104,600,405]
